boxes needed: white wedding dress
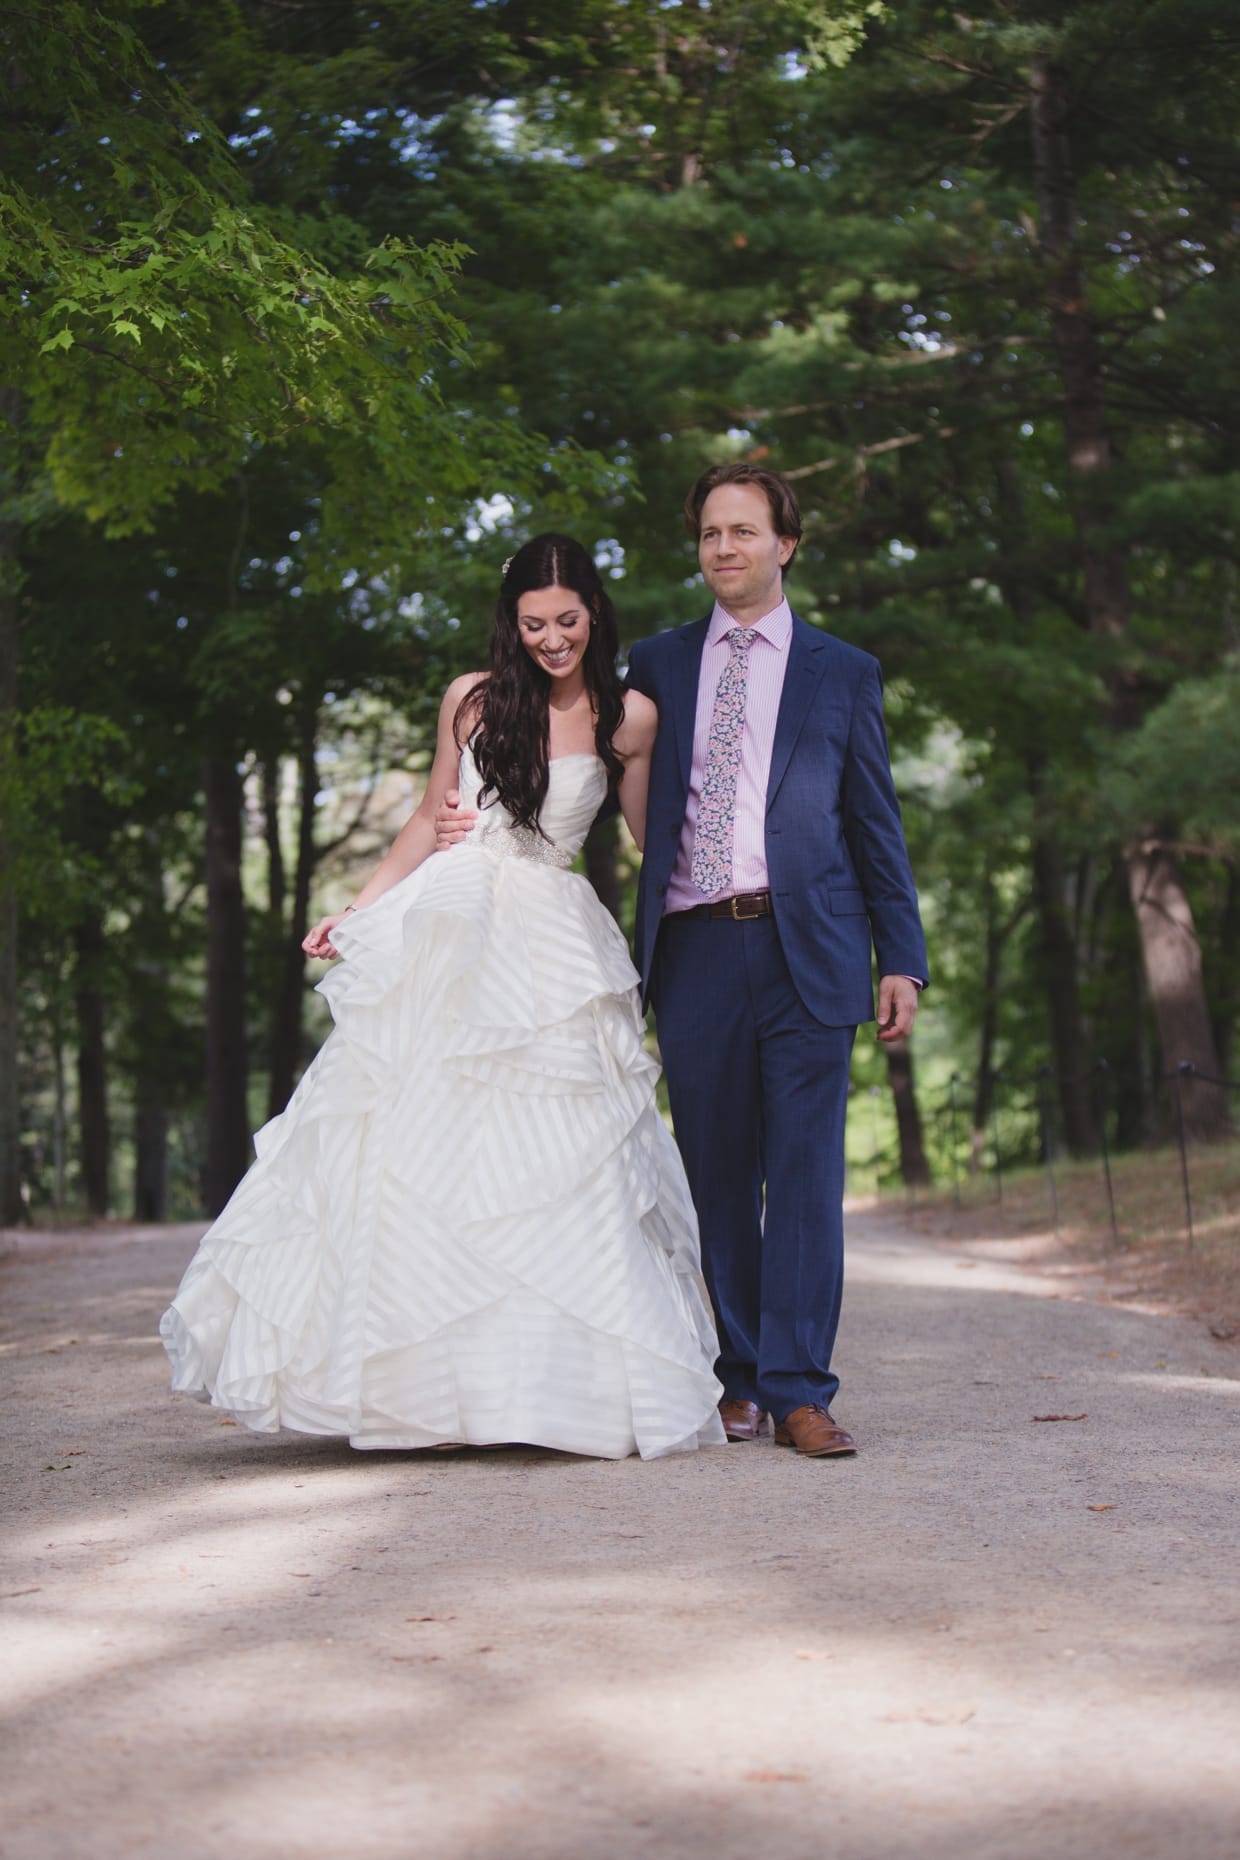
[161,747,726,1459]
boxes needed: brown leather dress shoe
[718,1398,770,1441]
[773,1405,856,1457]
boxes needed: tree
[391,0,1240,1147]
[0,0,578,1219]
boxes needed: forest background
[3,0,1238,1229]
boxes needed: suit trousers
[651,910,856,1420]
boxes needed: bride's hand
[302,913,349,960]
[434,788,478,851]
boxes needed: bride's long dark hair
[454,534,626,833]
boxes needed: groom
[440,464,927,1457]
[624,465,926,1458]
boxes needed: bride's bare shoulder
[441,671,489,735]
[444,670,489,704]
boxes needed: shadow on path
[2,1213,1237,1859]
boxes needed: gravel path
[2,1210,1237,1860]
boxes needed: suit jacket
[626,612,928,1026]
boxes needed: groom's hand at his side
[434,789,478,850]
[876,975,919,1043]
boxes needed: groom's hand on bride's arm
[434,789,478,850]
[876,974,920,1043]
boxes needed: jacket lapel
[766,614,829,812]
[672,617,710,797]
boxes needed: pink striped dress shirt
[664,597,792,913]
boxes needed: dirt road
[2,1211,1237,1860]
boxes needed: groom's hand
[434,789,478,850]
[876,975,919,1043]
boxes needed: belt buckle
[730,892,765,921]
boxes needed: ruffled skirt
[160,844,726,1458]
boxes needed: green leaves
[1102,671,1240,855]
[3,708,135,920]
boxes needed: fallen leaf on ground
[1098,1351,1119,1359]
[405,1614,455,1623]
[4,1588,41,1598]
[1208,1324,1237,1341]
[1087,1504,1116,1512]
[218,1419,237,1427]
[796,1650,834,1661]
[1032,1413,1087,1423]
[880,1706,976,1726]
[391,1654,443,1663]
[744,1771,808,1784]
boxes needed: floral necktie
[691,627,756,898]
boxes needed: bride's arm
[303,673,484,957]
[613,688,658,854]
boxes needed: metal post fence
[857,1054,1236,1245]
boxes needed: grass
[891,1140,1240,1341]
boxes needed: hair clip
[501,555,514,577]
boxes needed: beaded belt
[471,825,575,870]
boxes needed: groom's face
[697,483,795,620]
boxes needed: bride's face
[516,584,591,683]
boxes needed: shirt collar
[707,595,793,649]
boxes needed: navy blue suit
[626,612,927,1417]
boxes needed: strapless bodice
[459,745,609,867]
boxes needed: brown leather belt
[669,890,773,922]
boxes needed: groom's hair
[683,463,803,567]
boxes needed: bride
[161,534,726,1458]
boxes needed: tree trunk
[584,810,624,927]
[970,871,1002,1172]
[73,909,110,1216]
[262,755,286,920]
[1029,58,1134,671]
[1098,857,1157,1149]
[204,753,250,1214]
[992,452,1097,1155]
[133,1104,168,1222]
[267,713,317,1119]
[1030,56,1221,1109]
[885,1038,931,1187]
[51,985,67,1215]
[1125,843,1228,1140]
[0,875,16,1225]
[1028,800,1098,1154]
[130,837,170,1227]
[0,384,22,1224]
[1209,863,1240,1081]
